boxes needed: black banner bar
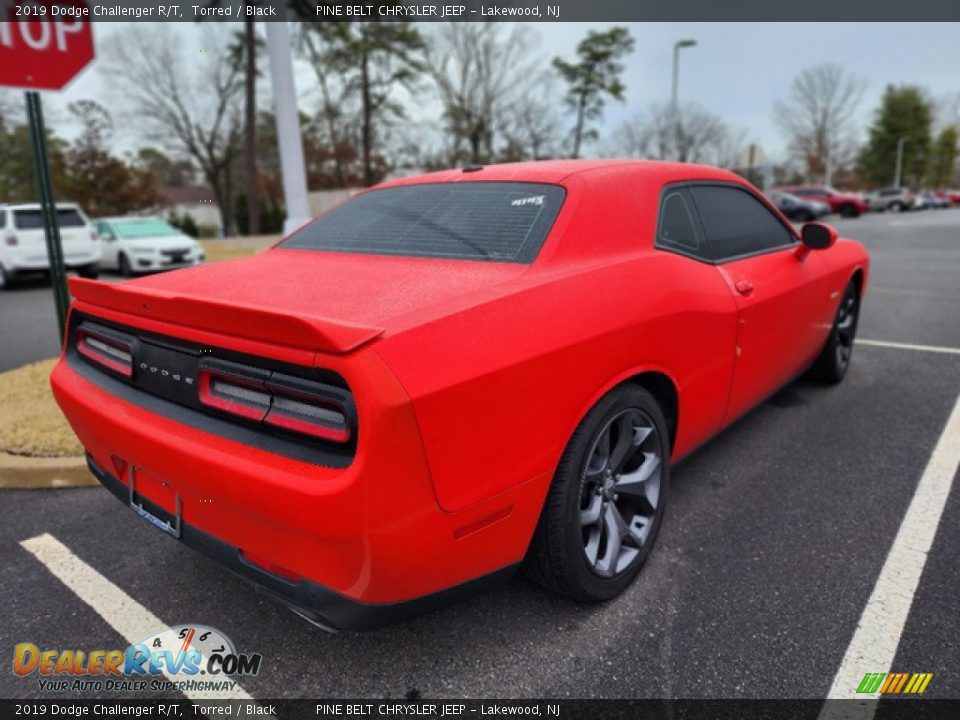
[1,0,960,22]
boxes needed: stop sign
[0,1,94,91]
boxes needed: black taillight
[198,361,353,444]
[76,323,135,377]
[264,373,351,443]
[197,363,271,422]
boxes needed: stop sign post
[0,1,95,340]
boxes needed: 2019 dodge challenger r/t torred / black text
[50,160,869,630]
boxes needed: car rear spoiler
[68,277,384,354]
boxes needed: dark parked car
[768,190,831,222]
[917,192,950,210]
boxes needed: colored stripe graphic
[856,672,933,694]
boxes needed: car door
[688,184,834,424]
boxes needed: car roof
[376,159,740,190]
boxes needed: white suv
[0,203,101,289]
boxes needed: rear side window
[14,209,86,230]
[656,189,707,260]
[280,182,565,263]
[690,185,795,261]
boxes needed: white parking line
[19,533,254,702]
[857,338,960,355]
[821,394,960,714]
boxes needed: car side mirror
[796,222,837,259]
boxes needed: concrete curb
[0,452,96,489]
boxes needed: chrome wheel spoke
[595,503,626,577]
[584,526,602,565]
[580,495,603,527]
[616,453,661,513]
[608,412,637,471]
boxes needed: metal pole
[265,14,311,236]
[670,39,696,161]
[671,43,680,159]
[670,43,679,124]
[894,137,907,187]
[25,91,69,343]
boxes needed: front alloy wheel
[525,385,670,602]
[812,280,860,383]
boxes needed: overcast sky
[34,21,960,165]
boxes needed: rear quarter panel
[375,173,740,512]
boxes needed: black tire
[77,263,99,280]
[890,201,904,213]
[0,264,16,291]
[797,210,814,223]
[524,385,671,603]
[839,203,860,218]
[118,254,132,277]
[811,280,860,384]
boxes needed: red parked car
[51,161,869,630]
[775,185,869,217]
[934,189,960,205]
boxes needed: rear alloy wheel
[812,280,860,383]
[525,385,670,602]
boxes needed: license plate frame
[128,465,182,538]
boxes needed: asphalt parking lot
[1,209,958,700]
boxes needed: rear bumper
[6,246,101,271]
[51,328,547,625]
[85,453,517,631]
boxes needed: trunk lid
[70,248,528,354]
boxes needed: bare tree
[424,23,542,165]
[773,64,865,184]
[242,18,260,235]
[499,71,563,161]
[103,26,244,235]
[609,102,743,168]
[297,24,358,186]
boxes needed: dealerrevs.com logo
[13,625,262,694]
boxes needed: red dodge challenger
[51,160,869,630]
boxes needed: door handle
[735,279,754,296]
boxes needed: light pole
[893,136,908,188]
[265,12,312,235]
[671,39,697,160]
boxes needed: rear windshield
[14,209,86,230]
[114,220,179,239]
[280,182,566,262]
